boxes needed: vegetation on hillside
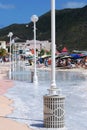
[0,6,87,51]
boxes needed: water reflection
[5,70,87,130]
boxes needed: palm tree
[0,48,7,57]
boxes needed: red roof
[62,47,68,52]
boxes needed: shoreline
[28,64,87,73]
[0,63,33,130]
[0,62,87,130]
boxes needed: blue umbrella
[70,54,81,59]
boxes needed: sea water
[5,70,87,130]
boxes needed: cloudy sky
[0,0,87,28]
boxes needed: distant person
[44,58,48,67]
[85,56,87,68]
[0,57,2,63]
[39,57,43,64]
[67,58,72,68]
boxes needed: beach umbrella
[78,53,86,58]
[61,55,72,59]
[70,54,81,59]
[41,54,51,58]
[26,55,34,60]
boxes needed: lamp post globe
[8,32,13,37]
[31,15,38,23]
[8,32,13,80]
[31,15,38,84]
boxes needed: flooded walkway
[5,70,87,130]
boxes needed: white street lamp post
[12,45,14,80]
[14,41,16,80]
[48,0,59,95]
[31,15,38,84]
[43,0,66,129]
[8,32,13,80]
[15,42,16,71]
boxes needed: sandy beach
[0,63,33,130]
[0,62,87,130]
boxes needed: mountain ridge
[0,5,87,51]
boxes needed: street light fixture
[49,0,59,95]
[43,0,66,129]
[11,39,15,80]
[31,15,38,84]
[8,32,13,80]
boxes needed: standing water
[5,69,87,130]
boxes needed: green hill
[0,5,87,51]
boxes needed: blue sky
[0,0,87,28]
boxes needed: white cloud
[0,3,15,9]
[63,1,86,9]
